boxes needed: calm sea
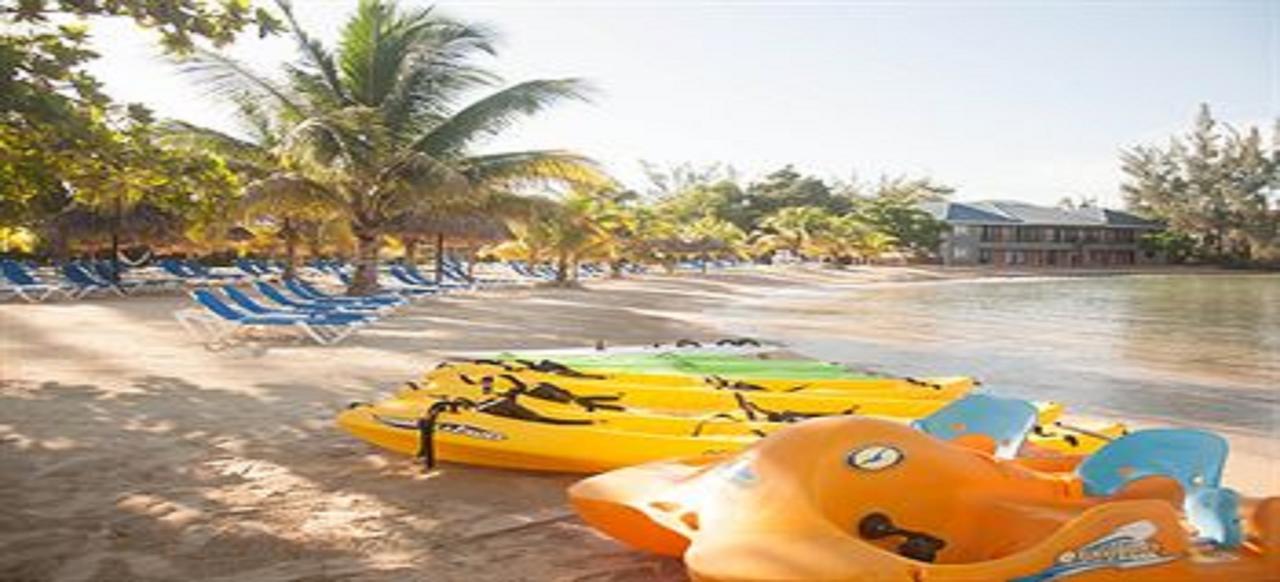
[725,274,1280,436]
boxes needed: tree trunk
[282,218,298,279]
[109,197,122,283]
[555,252,570,285]
[403,236,419,265]
[434,232,445,284]
[349,230,381,295]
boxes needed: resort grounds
[1,265,1276,581]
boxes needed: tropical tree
[1122,104,1280,263]
[853,230,898,263]
[183,0,609,294]
[498,192,611,284]
[1,0,277,251]
[848,176,951,258]
[807,214,875,264]
[162,94,342,277]
[752,206,834,258]
[745,165,853,223]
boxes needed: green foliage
[851,177,950,256]
[641,164,949,263]
[1138,231,1196,264]
[745,165,853,221]
[1121,104,1280,263]
[1,0,275,253]
[181,0,610,292]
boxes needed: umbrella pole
[434,232,445,284]
[110,196,122,283]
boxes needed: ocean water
[724,274,1280,436]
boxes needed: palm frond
[461,150,614,192]
[275,0,348,105]
[341,0,441,106]
[157,120,274,177]
[414,79,592,156]
[240,173,348,221]
[283,107,384,179]
[178,48,305,119]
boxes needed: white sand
[1,266,1273,581]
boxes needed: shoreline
[1,266,1275,581]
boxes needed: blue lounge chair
[159,259,199,281]
[87,261,177,293]
[373,266,440,297]
[219,285,373,324]
[390,264,465,290]
[61,263,127,297]
[176,289,366,346]
[253,281,390,314]
[284,277,404,307]
[913,394,1039,459]
[0,260,76,301]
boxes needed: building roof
[921,200,1161,228]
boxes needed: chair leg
[299,322,330,345]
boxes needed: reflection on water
[730,274,1280,435]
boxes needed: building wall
[941,224,1162,267]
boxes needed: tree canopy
[1121,104,1280,264]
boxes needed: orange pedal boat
[569,417,1278,581]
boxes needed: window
[979,249,992,264]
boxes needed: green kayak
[498,351,876,380]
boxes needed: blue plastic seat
[913,394,1038,458]
[185,289,366,345]
[254,281,385,313]
[1076,428,1227,497]
[1185,486,1243,548]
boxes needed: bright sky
[88,0,1277,206]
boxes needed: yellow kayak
[410,374,954,421]
[433,360,977,399]
[403,388,1105,453]
[337,393,1114,473]
[411,369,1067,425]
[338,398,752,473]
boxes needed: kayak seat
[1077,428,1227,497]
[913,394,1038,459]
[1186,486,1243,548]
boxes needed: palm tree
[182,0,609,294]
[854,231,898,264]
[752,206,833,259]
[501,192,612,284]
[162,97,341,277]
[808,214,875,265]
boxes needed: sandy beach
[1,266,1275,581]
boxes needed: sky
[88,0,1277,206]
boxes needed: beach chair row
[174,278,410,346]
[1,259,187,302]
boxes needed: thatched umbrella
[43,204,185,271]
[386,212,512,281]
[225,226,256,242]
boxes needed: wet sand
[1,266,1275,581]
